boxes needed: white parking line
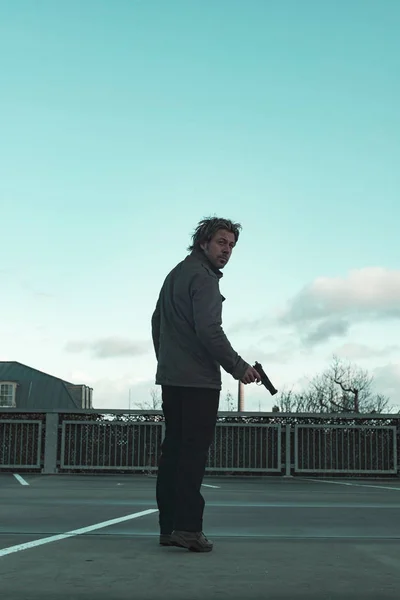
[202,484,220,489]
[0,509,157,558]
[13,474,29,486]
[304,478,400,492]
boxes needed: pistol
[253,361,278,396]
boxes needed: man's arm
[191,274,249,380]
[151,297,161,360]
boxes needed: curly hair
[188,216,242,252]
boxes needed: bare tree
[278,355,393,414]
[277,387,299,412]
[277,385,317,412]
[224,391,236,411]
[312,355,392,413]
[370,393,393,413]
[135,387,162,410]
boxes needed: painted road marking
[305,478,400,492]
[13,474,29,486]
[0,509,157,558]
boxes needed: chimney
[237,380,244,412]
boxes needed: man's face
[200,229,236,269]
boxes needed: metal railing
[60,420,164,471]
[0,409,399,476]
[209,423,281,472]
[0,419,42,469]
[295,424,397,474]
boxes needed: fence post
[43,412,59,474]
[283,424,293,477]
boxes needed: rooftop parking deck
[1,473,400,599]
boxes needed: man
[151,217,260,553]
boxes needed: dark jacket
[151,250,249,390]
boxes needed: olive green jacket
[151,250,249,390]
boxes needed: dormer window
[0,382,17,407]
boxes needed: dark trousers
[156,385,220,533]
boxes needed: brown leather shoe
[159,534,174,546]
[170,530,213,552]
[159,534,184,547]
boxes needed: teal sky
[1,0,400,410]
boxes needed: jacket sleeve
[191,274,249,380]
[151,297,161,360]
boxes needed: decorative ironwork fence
[0,409,399,477]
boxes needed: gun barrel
[262,374,278,396]
[254,361,278,396]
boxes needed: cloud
[34,291,54,298]
[226,317,274,336]
[244,334,311,365]
[373,363,400,404]
[20,280,55,298]
[91,378,157,409]
[334,343,400,360]
[280,267,400,345]
[65,336,152,358]
[247,348,292,365]
[304,318,350,345]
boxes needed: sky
[1,0,400,412]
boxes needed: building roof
[0,361,89,410]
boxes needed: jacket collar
[188,249,223,279]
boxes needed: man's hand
[241,365,261,384]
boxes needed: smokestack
[237,380,244,412]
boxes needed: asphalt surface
[1,473,400,600]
